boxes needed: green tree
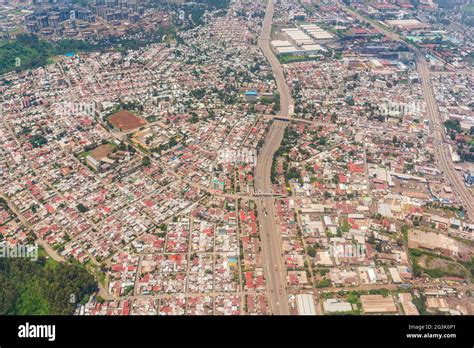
[0,256,97,315]
[142,156,151,167]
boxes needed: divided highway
[254,1,472,315]
[416,53,474,218]
[255,0,294,315]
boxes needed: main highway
[338,2,474,219]
[255,0,294,315]
[415,53,474,218]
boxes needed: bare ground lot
[90,144,114,160]
[109,111,147,131]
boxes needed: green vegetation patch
[0,34,102,76]
[279,54,320,64]
[1,26,176,76]
[409,248,468,279]
[0,253,97,315]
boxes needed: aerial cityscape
[0,0,473,318]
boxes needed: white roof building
[296,294,316,315]
[271,40,293,48]
[323,299,353,313]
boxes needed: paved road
[415,53,474,218]
[254,0,294,315]
[312,282,472,294]
[339,1,474,219]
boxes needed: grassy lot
[279,54,320,64]
[38,245,60,270]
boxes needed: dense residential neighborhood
[0,0,473,318]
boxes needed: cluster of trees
[190,7,206,26]
[444,119,462,133]
[119,100,144,112]
[411,292,427,315]
[285,167,300,181]
[142,156,151,167]
[424,267,464,279]
[177,0,229,28]
[195,0,230,10]
[189,113,199,123]
[316,279,331,288]
[461,257,474,278]
[76,203,89,213]
[409,248,470,280]
[443,120,474,162]
[1,25,176,76]
[0,256,97,315]
[29,134,48,148]
[0,34,52,76]
[150,136,179,155]
[191,88,206,100]
[270,127,301,184]
[0,34,103,76]
[306,245,317,258]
